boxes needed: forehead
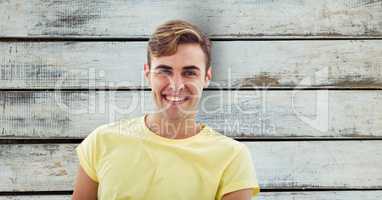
[151,44,206,70]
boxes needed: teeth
[165,96,186,102]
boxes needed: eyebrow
[183,66,200,71]
[154,65,201,71]
[154,65,172,70]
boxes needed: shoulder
[87,115,144,139]
[79,116,146,158]
[202,126,245,155]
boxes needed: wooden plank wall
[0,0,381,199]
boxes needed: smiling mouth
[162,95,190,105]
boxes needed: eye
[183,70,197,77]
[157,69,172,75]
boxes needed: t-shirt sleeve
[75,127,101,183]
[216,144,260,200]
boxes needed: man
[73,20,260,200]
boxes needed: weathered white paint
[0,0,379,198]
[0,141,381,191]
[1,191,382,200]
[0,0,381,37]
[0,41,381,89]
[1,90,381,138]
[257,191,382,200]
[0,196,70,200]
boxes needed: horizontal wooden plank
[0,0,381,38]
[1,90,381,138]
[0,141,381,191]
[258,191,382,200]
[0,195,68,200]
[0,196,70,200]
[1,40,382,89]
[1,191,382,199]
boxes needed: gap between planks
[1,137,382,144]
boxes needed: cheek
[186,81,204,96]
[150,76,168,92]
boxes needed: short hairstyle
[147,20,212,71]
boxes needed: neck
[145,113,201,139]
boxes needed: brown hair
[147,20,212,71]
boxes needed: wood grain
[1,191,382,199]
[0,197,69,200]
[1,0,380,197]
[0,141,381,191]
[1,90,381,138]
[0,0,381,38]
[0,41,381,89]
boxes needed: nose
[168,73,185,92]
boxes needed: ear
[144,63,150,82]
[203,66,212,88]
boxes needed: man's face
[144,43,212,120]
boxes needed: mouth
[162,95,190,105]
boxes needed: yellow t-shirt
[76,114,260,200]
